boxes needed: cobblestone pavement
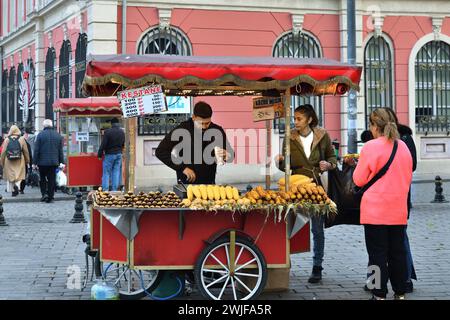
[0,182,449,300]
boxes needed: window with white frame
[272,31,323,132]
[364,36,393,128]
[415,41,450,133]
[2,1,7,35]
[10,0,15,32]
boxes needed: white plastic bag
[56,169,67,187]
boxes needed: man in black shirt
[98,118,125,191]
[155,101,234,184]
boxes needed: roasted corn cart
[83,55,362,300]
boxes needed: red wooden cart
[82,54,362,300]
[53,97,123,190]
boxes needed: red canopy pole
[284,88,291,193]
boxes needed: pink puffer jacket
[353,137,412,225]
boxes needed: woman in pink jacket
[353,108,412,300]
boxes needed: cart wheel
[194,236,267,300]
[97,259,164,300]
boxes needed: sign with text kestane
[117,85,168,118]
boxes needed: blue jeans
[405,228,417,281]
[102,153,122,191]
[311,214,325,267]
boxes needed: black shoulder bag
[325,140,398,228]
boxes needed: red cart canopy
[82,54,362,97]
[53,97,122,113]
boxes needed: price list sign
[117,85,168,118]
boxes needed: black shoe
[46,198,54,203]
[405,280,413,293]
[370,295,386,300]
[364,284,372,292]
[308,266,323,283]
[20,190,24,194]
[40,195,49,202]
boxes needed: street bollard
[0,195,8,226]
[70,192,87,223]
[431,176,448,203]
[246,184,253,192]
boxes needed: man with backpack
[0,125,30,197]
[33,119,64,203]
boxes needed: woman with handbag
[353,108,413,300]
[275,104,337,284]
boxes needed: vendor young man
[155,101,234,184]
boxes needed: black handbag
[325,140,398,228]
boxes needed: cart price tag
[252,96,284,122]
[117,85,168,118]
[76,132,89,142]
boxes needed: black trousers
[364,224,407,298]
[39,166,57,200]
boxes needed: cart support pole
[229,231,236,274]
[265,120,271,190]
[125,118,137,193]
[284,89,291,193]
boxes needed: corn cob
[219,186,227,200]
[191,185,202,199]
[186,185,194,201]
[232,187,240,201]
[225,186,234,200]
[205,185,214,200]
[213,185,221,201]
[199,185,208,200]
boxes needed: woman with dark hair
[275,104,337,283]
[353,108,413,300]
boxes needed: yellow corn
[199,185,208,200]
[219,186,227,200]
[187,185,194,201]
[213,185,220,201]
[192,185,202,199]
[206,185,215,200]
[225,186,234,200]
[232,187,240,201]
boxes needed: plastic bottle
[91,279,119,300]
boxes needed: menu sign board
[117,85,168,118]
[252,96,284,122]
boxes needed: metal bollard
[431,176,449,203]
[0,195,8,226]
[70,192,87,223]
[246,184,253,192]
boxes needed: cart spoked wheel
[194,234,267,300]
[100,262,164,300]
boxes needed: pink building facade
[1,0,450,186]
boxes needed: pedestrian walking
[33,119,65,203]
[353,108,413,300]
[275,104,337,283]
[19,128,33,194]
[97,118,125,191]
[0,125,30,197]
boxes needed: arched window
[59,40,71,98]
[137,26,192,136]
[8,66,16,126]
[415,40,450,133]
[75,33,87,98]
[1,69,8,133]
[273,31,323,132]
[364,36,393,128]
[16,62,24,128]
[45,47,56,120]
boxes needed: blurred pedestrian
[0,125,30,197]
[97,118,125,191]
[19,128,33,194]
[33,119,64,203]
